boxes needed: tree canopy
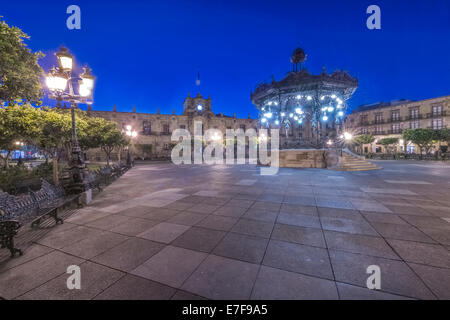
[354,134,375,145]
[403,128,435,155]
[0,18,44,104]
[0,102,42,167]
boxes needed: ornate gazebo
[251,48,358,149]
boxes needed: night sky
[2,0,449,117]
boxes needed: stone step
[341,163,379,167]
[342,160,368,164]
[336,151,381,171]
[334,167,380,171]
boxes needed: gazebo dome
[291,47,307,65]
[251,48,358,149]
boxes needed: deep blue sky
[2,0,449,117]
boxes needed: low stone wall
[278,148,340,168]
[279,149,327,168]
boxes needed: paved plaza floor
[1,161,449,300]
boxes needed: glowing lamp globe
[46,68,68,91]
[80,66,95,90]
[56,46,73,71]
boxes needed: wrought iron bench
[112,163,128,177]
[0,221,22,257]
[29,180,82,228]
[0,180,82,257]
[85,170,102,192]
[97,166,114,185]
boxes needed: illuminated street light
[45,46,95,193]
[343,132,353,141]
[259,133,268,142]
[124,125,138,166]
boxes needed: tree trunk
[117,149,121,163]
[106,152,111,166]
[4,151,11,169]
[52,156,59,185]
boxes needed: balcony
[426,111,446,118]
[373,131,386,135]
[404,114,423,120]
[390,117,402,123]
[370,120,385,125]
[387,129,403,134]
[427,125,447,130]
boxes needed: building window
[240,124,246,131]
[375,114,383,124]
[432,119,443,130]
[410,120,419,129]
[142,120,151,135]
[179,124,186,129]
[360,115,368,125]
[410,108,419,119]
[361,127,369,134]
[163,124,170,134]
[432,105,442,116]
[392,123,400,134]
[391,111,400,121]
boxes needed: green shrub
[0,162,59,194]
[33,162,54,178]
[0,165,33,193]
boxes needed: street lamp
[45,46,95,193]
[343,132,353,141]
[124,125,138,166]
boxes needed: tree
[379,137,399,154]
[82,118,125,166]
[37,109,73,184]
[0,17,44,104]
[0,102,41,168]
[115,134,130,162]
[354,134,375,154]
[403,129,435,158]
[101,130,126,166]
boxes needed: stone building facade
[86,93,258,161]
[344,95,449,153]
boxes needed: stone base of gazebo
[279,148,339,168]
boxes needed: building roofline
[352,94,450,114]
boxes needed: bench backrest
[0,191,38,221]
[1,179,64,221]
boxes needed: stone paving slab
[1,161,449,300]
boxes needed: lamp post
[45,46,95,193]
[124,125,137,166]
